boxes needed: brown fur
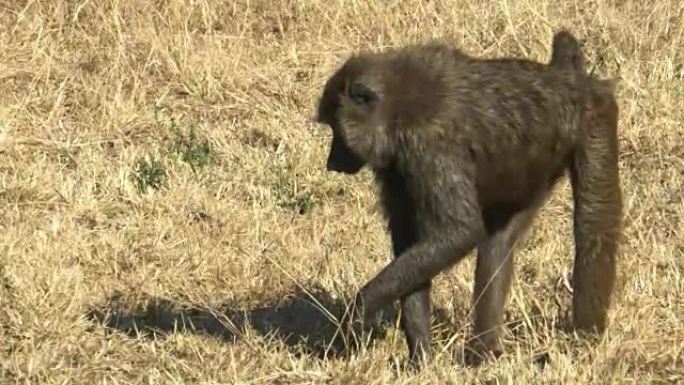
[315,30,622,366]
[550,30,585,71]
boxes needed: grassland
[1,1,682,384]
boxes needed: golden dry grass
[1,0,683,384]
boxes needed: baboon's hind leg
[468,205,540,364]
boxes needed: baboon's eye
[349,82,377,105]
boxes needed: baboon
[550,30,585,70]
[315,30,622,365]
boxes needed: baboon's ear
[348,82,378,105]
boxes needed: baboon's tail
[549,30,585,72]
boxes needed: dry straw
[1,1,682,384]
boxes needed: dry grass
[1,0,682,384]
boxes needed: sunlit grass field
[1,1,682,383]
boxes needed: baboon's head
[316,44,454,174]
[316,55,391,174]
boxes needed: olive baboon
[315,30,622,365]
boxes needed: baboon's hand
[335,295,367,354]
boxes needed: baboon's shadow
[87,286,400,358]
